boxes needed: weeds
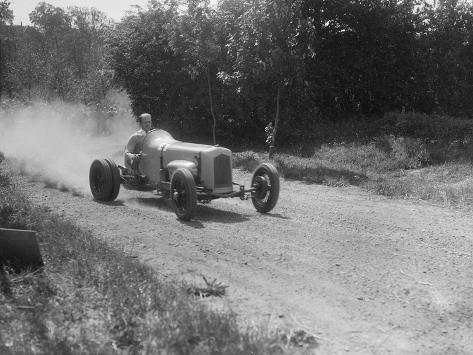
[187,276,228,298]
[233,150,263,172]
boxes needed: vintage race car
[89,129,280,220]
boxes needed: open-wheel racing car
[89,129,280,220]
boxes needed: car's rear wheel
[105,158,121,200]
[171,168,197,221]
[251,163,280,213]
[89,159,119,201]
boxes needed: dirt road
[10,166,473,354]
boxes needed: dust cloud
[0,91,136,195]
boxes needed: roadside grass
[233,112,473,209]
[0,161,315,354]
[369,163,473,207]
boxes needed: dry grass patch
[371,163,473,207]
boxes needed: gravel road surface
[8,164,473,354]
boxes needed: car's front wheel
[171,168,197,221]
[251,163,280,213]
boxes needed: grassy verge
[0,160,315,354]
[233,112,473,209]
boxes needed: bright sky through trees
[10,0,218,24]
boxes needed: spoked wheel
[171,168,197,221]
[89,159,120,201]
[251,163,280,213]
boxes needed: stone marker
[0,228,44,273]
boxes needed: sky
[9,0,152,25]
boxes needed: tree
[4,28,45,100]
[420,0,473,115]
[0,0,13,99]
[106,0,473,146]
[220,0,305,149]
[28,3,74,99]
[0,0,13,25]
[297,0,425,115]
[108,1,187,119]
[3,2,113,103]
[67,7,114,103]
[169,0,222,144]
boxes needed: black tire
[251,163,280,213]
[171,168,197,221]
[105,158,121,200]
[89,159,116,202]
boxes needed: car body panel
[137,129,233,193]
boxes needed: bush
[232,151,264,172]
[272,152,365,185]
[311,138,429,173]
[314,143,388,172]
[371,177,414,197]
[384,111,473,142]
[390,137,430,169]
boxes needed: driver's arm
[125,134,138,155]
[125,134,141,171]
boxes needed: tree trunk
[0,38,3,101]
[207,63,217,145]
[269,84,281,159]
[0,259,11,296]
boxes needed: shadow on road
[194,205,251,224]
[95,200,126,207]
[179,219,205,229]
[126,197,251,225]
[262,212,290,220]
[127,196,172,211]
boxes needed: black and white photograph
[1,0,473,353]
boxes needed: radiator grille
[214,154,232,188]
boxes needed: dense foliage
[0,0,13,25]
[1,3,113,104]
[3,0,473,145]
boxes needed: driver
[124,113,153,174]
